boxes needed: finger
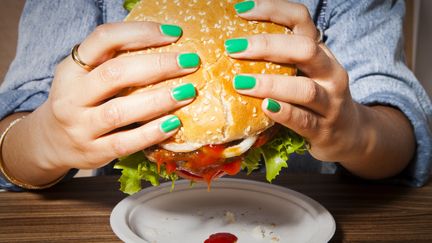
[79,52,200,105]
[225,34,338,79]
[67,21,182,74]
[234,74,329,115]
[88,83,196,137]
[234,0,318,40]
[93,115,181,158]
[262,98,319,139]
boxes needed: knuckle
[110,137,130,157]
[67,127,88,150]
[97,60,123,84]
[138,131,154,148]
[101,101,123,128]
[337,70,350,93]
[154,54,165,74]
[299,112,316,130]
[326,69,349,96]
[281,105,293,124]
[92,24,113,41]
[259,0,276,19]
[259,75,276,96]
[302,81,319,104]
[50,99,71,125]
[136,21,156,36]
[300,38,318,62]
[255,34,272,57]
[154,54,171,75]
[296,4,311,23]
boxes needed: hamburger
[115,0,307,194]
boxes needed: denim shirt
[1,0,431,191]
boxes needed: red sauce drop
[204,232,238,243]
[153,144,241,188]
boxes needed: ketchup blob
[204,232,238,243]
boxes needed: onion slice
[162,136,257,157]
[160,142,203,152]
[222,136,257,158]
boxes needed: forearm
[1,109,69,187]
[339,105,415,180]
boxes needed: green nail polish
[177,53,200,68]
[234,1,255,14]
[172,83,196,101]
[225,38,248,54]
[160,24,183,37]
[234,75,256,89]
[161,116,181,133]
[266,99,281,113]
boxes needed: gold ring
[71,44,95,71]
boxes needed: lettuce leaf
[244,127,306,182]
[114,151,178,195]
[115,127,305,194]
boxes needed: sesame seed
[246,126,251,133]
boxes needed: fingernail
[234,1,255,14]
[161,116,181,133]
[172,83,196,101]
[234,75,256,90]
[225,38,248,54]
[160,24,183,37]
[266,99,281,113]
[177,53,200,68]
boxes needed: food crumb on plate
[224,211,236,224]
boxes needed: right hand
[31,22,198,170]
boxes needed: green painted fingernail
[266,99,281,113]
[177,53,200,68]
[160,24,183,37]
[172,83,196,101]
[161,116,181,133]
[225,38,248,54]
[234,1,255,14]
[234,75,256,89]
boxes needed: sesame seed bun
[124,0,296,146]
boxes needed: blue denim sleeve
[325,0,432,186]
[0,0,102,190]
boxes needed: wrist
[334,102,374,165]
[2,109,69,187]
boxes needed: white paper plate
[110,178,335,243]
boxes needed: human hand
[227,0,363,163]
[32,21,199,170]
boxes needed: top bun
[124,0,296,145]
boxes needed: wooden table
[0,173,431,242]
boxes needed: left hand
[227,0,362,162]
